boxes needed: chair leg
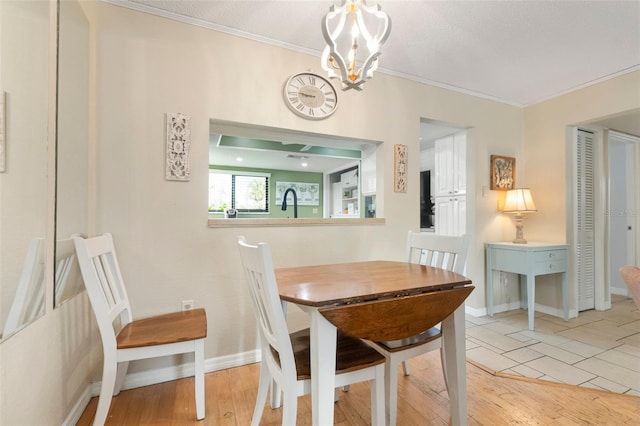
[370,364,385,426]
[94,354,117,426]
[386,359,400,426]
[439,347,450,395]
[270,377,282,409]
[251,362,271,426]
[195,339,205,420]
[281,391,298,426]
[113,361,129,396]
[402,360,410,376]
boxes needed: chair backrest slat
[407,231,469,274]
[237,236,296,373]
[74,234,133,347]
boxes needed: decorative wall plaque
[165,112,191,181]
[394,144,408,192]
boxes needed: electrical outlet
[182,300,194,311]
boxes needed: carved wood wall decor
[394,144,408,192]
[166,112,191,181]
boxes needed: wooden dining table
[275,260,472,426]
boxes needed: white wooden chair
[237,236,385,426]
[2,238,46,339]
[367,231,469,425]
[74,233,207,425]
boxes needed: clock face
[283,73,338,120]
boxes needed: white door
[576,129,596,311]
[608,131,639,294]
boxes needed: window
[208,170,269,213]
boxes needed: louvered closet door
[576,129,595,311]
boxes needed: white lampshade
[502,188,537,213]
[502,188,537,244]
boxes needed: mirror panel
[0,0,50,340]
[54,0,89,307]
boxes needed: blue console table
[486,242,569,330]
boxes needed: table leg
[527,274,535,331]
[442,304,467,426]
[487,269,494,317]
[562,271,569,321]
[309,308,337,426]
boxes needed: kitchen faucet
[281,188,298,218]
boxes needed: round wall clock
[283,72,338,120]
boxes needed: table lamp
[502,188,537,244]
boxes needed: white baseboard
[610,286,628,297]
[466,302,577,320]
[63,385,93,426]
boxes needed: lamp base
[513,214,528,244]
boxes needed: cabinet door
[435,197,454,235]
[341,169,358,188]
[453,132,466,195]
[435,196,465,236]
[434,136,454,197]
[454,196,466,235]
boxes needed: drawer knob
[548,253,555,258]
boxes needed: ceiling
[120,0,639,107]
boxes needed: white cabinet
[326,165,360,217]
[434,130,466,235]
[341,169,358,188]
[435,196,466,236]
[434,132,466,197]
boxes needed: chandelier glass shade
[321,0,391,91]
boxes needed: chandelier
[321,0,392,91]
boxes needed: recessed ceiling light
[301,162,308,167]
[236,157,243,162]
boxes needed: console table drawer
[534,260,567,275]
[534,249,567,262]
[491,248,526,273]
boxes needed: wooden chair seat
[117,308,207,349]
[272,329,385,380]
[376,327,441,352]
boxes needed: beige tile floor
[465,294,640,396]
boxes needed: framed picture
[490,155,515,190]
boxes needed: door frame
[568,126,640,313]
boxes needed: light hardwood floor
[77,350,640,425]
